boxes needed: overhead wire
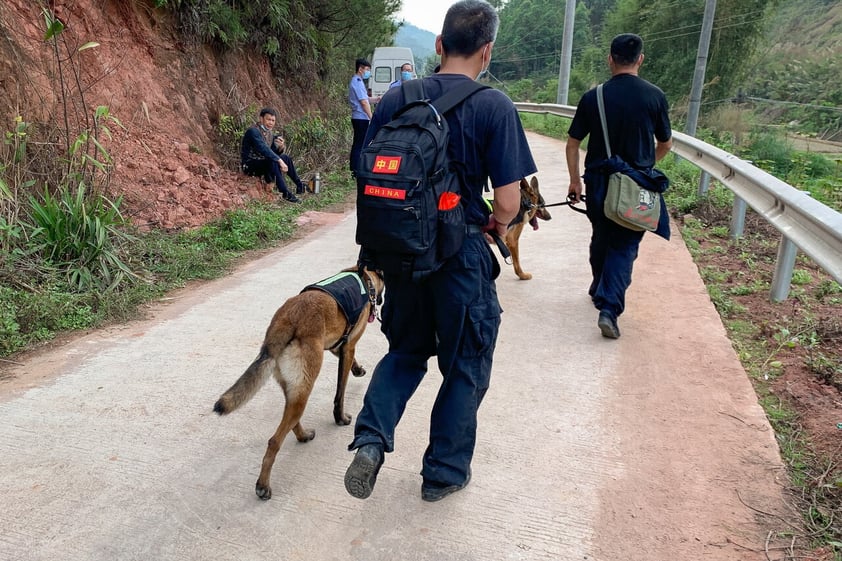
[491,8,776,65]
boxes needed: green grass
[0,173,355,357]
[519,112,570,141]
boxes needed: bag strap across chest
[596,83,613,159]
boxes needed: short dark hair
[441,0,499,57]
[355,58,371,72]
[610,33,643,66]
[259,107,278,118]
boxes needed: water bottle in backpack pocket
[435,188,465,261]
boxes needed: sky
[395,1,452,34]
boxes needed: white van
[370,47,415,98]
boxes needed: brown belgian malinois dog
[505,176,552,280]
[213,265,384,500]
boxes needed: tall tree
[601,0,778,108]
[158,0,400,88]
[492,0,775,109]
[493,0,566,80]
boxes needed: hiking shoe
[598,311,620,339]
[344,443,384,499]
[421,469,471,502]
[282,193,301,204]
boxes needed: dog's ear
[530,175,539,190]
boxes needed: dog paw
[296,429,316,442]
[516,272,533,280]
[334,412,352,426]
[255,483,272,500]
[352,365,367,377]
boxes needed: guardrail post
[697,171,711,197]
[730,196,746,239]
[770,236,798,302]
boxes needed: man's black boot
[421,469,471,502]
[344,443,384,499]
[598,310,620,339]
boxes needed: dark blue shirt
[365,74,537,226]
[568,73,671,170]
[240,125,280,165]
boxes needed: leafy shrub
[26,184,137,292]
[506,79,537,103]
[744,132,795,176]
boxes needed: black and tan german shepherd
[505,176,552,280]
[213,266,384,500]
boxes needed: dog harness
[302,271,378,351]
[302,271,368,326]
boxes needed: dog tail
[213,345,273,415]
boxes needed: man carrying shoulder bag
[565,33,673,339]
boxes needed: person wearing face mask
[343,0,535,503]
[240,107,303,203]
[388,62,415,90]
[348,58,380,176]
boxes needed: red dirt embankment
[0,0,314,230]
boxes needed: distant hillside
[744,0,842,139]
[394,23,437,74]
[763,0,842,53]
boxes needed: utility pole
[557,0,576,104]
[686,0,717,136]
[687,0,717,196]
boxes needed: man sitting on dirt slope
[240,107,304,204]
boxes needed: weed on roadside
[0,175,355,357]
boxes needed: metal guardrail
[515,102,842,300]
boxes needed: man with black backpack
[344,0,536,502]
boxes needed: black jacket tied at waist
[584,155,671,241]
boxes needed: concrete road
[0,133,790,561]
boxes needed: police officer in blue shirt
[388,62,414,90]
[344,0,537,503]
[348,58,380,176]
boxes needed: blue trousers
[350,118,369,173]
[350,233,501,487]
[586,208,645,318]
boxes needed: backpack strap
[401,78,488,115]
[402,78,426,105]
[432,80,489,114]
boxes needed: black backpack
[355,79,488,282]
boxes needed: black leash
[540,194,588,214]
[489,231,512,264]
[485,192,584,265]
